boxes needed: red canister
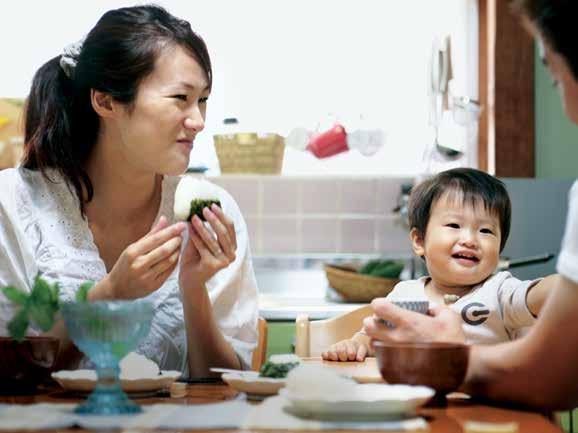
[306,124,348,158]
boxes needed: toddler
[322,168,556,362]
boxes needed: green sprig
[2,276,92,341]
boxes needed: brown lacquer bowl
[0,336,60,394]
[373,341,469,403]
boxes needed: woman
[366,0,578,409]
[0,5,258,377]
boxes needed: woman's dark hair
[408,168,511,252]
[512,0,578,79]
[22,4,212,214]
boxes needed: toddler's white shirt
[386,271,540,344]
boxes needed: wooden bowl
[0,336,60,394]
[372,341,469,399]
[324,264,399,303]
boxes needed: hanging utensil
[429,36,462,160]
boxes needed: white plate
[221,371,286,397]
[52,369,181,394]
[279,383,434,420]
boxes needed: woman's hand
[179,204,237,292]
[364,299,466,344]
[101,216,187,300]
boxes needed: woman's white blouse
[0,167,259,375]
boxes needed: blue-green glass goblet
[61,300,154,415]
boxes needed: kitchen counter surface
[255,268,367,321]
[258,294,366,321]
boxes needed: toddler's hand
[322,337,369,362]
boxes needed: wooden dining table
[0,358,563,433]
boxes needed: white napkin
[0,404,77,430]
[0,398,427,431]
[243,396,428,431]
[0,401,250,430]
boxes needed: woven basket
[324,264,399,303]
[213,132,285,174]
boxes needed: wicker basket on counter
[213,132,285,174]
[324,264,399,303]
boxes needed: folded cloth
[0,397,427,431]
[0,401,251,430]
[242,396,428,431]
[0,404,77,430]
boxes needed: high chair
[251,317,268,371]
[294,305,372,357]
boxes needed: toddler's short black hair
[408,168,511,251]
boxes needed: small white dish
[279,383,434,420]
[51,369,181,394]
[221,371,286,397]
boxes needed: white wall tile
[339,218,375,253]
[301,218,339,253]
[261,217,299,253]
[300,178,341,214]
[209,175,414,257]
[262,177,299,215]
[375,216,413,254]
[340,178,377,214]
[211,176,261,216]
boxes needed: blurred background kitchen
[1,0,577,357]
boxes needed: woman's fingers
[137,222,186,255]
[139,236,182,269]
[188,224,211,258]
[152,258,179,284]
[210,204,237,250]
[202,207,236,261]
[149,215,169,234]
[191,215,226,258]
[150,249,180,279]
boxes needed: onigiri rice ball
[174,177,221,221]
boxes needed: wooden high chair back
[294,305,372,358]
[251,317,268,371]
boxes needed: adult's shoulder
[1,167,70,208]
[0,167,32,207]
[0,167,19,194]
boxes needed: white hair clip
[59,38,85,79]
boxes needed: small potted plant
[0,276,89,393]
[2,277,154,415]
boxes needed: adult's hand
[179,204,237,292]
[363,299,466,344]
[98,216,187,300]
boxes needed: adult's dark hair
[512,0,578,80]
[22,4,212,214]
[408,168,511,252]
